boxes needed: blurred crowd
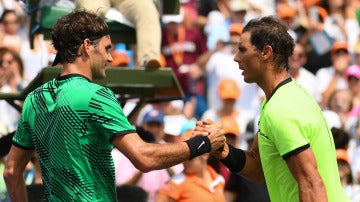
[1,0,360,201]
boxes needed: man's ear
[261,45,273,60]
[82,38,92,56]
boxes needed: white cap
[230,0,249,12]
[164,114,187,136]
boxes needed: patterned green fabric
[13,74,135,201]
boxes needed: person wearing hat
[113,113,183,202]
[346,64,360,119]
[161,7,209,120]
[276,1,298,41]
[205,23,262,116]
[3,10,226,201]
[315,41,352,109]
[224,118,270,202]
[156,129,226,202]
[202,78,254,139]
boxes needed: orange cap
[229,23,243,36]
[336,149,350,164]
[303,0,321,7]
[277,2,296,19]
[111,51,130,67]
[218,78,240,99]
[331,41,348,54]
[220,116,240,136]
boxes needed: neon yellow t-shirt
[258,78,349,201]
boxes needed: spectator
[0,10,22,53]
[326,89,354,130]
[315,41,351,109]
[205,22,261,116]
[0,48,27,133]
[336,149,360,200]
[224,118,270,202]
[113,109,183,202]
[161,10,209,120]
[276,1,298,41]
[288,42,317,98]
[345,65,360,121]
[156,129,226,202]
[202,78,254,147]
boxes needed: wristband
[185,135,211,159]
[220,144,246,173]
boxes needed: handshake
[184,119,229,160]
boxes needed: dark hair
[0,47,24,77]
[0,9,18,23]
[242,16,294,71]
[51,9,109,65]
[331,127,349,149]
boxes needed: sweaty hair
[51,9,109,65]
[242,16,294,71]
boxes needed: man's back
[13,74,135,201]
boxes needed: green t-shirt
[258,78,349,202]
[13,74,135,201]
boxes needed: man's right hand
[194,119,226,153]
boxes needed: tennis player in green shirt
[3,10,226,201]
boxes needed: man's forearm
[4,173,28,202]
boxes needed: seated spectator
[315,41,351,108]
[156,129,226,202]
[345,65,360,121]
[289,43,317,98]
[112,110,183,202]
[224,118,270,202]
[0,48,27,133]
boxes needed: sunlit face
[348,76,360,95]
[183,154,208,174]
[90,35,112,79]
[289,44,306,71]
[2,12,19,35]
[233,32,262,83]
[329,90,353,113]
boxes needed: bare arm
[112,123,225,172]
[238,135,264,182]
[286,148,328,201]
[4,145,34,202]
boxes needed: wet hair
[242,16,294,71]
[0,47,24,77]
[51,9,109,65]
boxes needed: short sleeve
[12,97,34,149]
[88,87,135,141]
[264,107,309,157]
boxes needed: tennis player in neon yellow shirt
[204,16,350,201]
